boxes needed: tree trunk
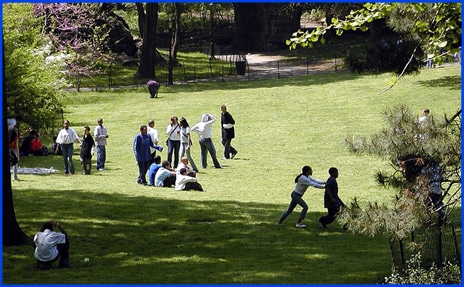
[138,3,159,79]
[172,3,182,61]
[3,48,31,247]
[136,3,145,39]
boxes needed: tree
[287,3,461,76]
[137,3,160,79]
[340,105,461,240]
[4,3,64,132]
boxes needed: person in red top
[29,130,47,156]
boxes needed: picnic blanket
[10,167,59,175]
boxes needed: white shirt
[176,162,194,176]
[94,125,108,146]
[55,128,79,144]
[175,174,198,190]
[191,113,216,139]
[166,124,181,141]
[33,229,66,262]
[147,126,159,153]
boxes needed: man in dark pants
[319,167,344,229]
[33,221,70,269]
[220,105,238,160]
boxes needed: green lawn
[3,65,461,283]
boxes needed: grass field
[3,64,461,283]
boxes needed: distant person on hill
[8,117,21,180]
[147,79,160,98]
[80,126,95,175]
[276,166,325,228]
[166,116,181,169]
[319,167,345,229]
[147,119,160,164]
[178,117,198,173]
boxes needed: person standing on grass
[178,117,198,173]
[191,113,222,169]
[94,118,108,171]
[147,119,160,164]
[166,116,181,169]
[80,126,95,175]
[277,166,325,228]
[55,120,82,175]
[33,221,70,269]
[8,117,21,180]
[220,105,238,160]
[133,125,163,185]
[319,167,344,229]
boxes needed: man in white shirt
[33,221,69,269]
[94,118,109,171]
[147,119,159,164]
[55,120,82,175]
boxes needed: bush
[384,252,461,284]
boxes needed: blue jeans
[137,161,150,184]
[199,138,221,168]
[96,145,106,169]
[167,140,180,168]
[279,191,308,222]
[61,143,75,174]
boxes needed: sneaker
[221,157,229,160]
[98,168,104,171]
[276,222,281,226]
[231,152,238,159]
[295,223,306,228]
[318,218,327,229]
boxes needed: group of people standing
[54,118,108,175]
[133,105,238,189]
[277,166,344,229]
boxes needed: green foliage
[384,252,461,284]
[3,3,65,132]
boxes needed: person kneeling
[175,168,205,191]
[33,221,70,269]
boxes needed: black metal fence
[389,223,461,270]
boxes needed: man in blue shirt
[133,125,163,185]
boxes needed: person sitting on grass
[29,130,49,156]
[148,155,162,186]
[154,160,176,187]
[175,167,205,191]
[33,221,70,269]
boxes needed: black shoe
[231,152,238,159]
[318,218,327,229]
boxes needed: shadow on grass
[5,188,392,284]
[417,74,461,91]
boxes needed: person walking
[55,120,82,175]
[220,105,238,159]
[319,167,344,229]
[277,166,325,228]
[133,125,163,185]
[178,117,198,172]
[94,118,108,171]
[166,116,181,169]
[33,221,70,269]
[191,113,222,169]
[80,126,95,175]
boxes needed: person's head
[15,115,23,126]
[179,168,187,175]
[30,130,39,138]
[84,126,90,134]
[154,155,161,164]
[170,116,178,124]
[179,117,189,127]
[181,156,189,164]
[140,124,148,135]
[97,118,103,126]
[329,167,339,178]
[148,119,155,128]
[423,108,430,116]
[302,165,313,176]
[201,114,210,122]
[63,120,70,129]
[221,105,227,113]
[41,221,54,232]
[162,160,171,168]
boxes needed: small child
[80,126,95,175]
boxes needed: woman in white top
[178,117,198,172]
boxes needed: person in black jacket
[220,105,238,160]
[80,126,95,175]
